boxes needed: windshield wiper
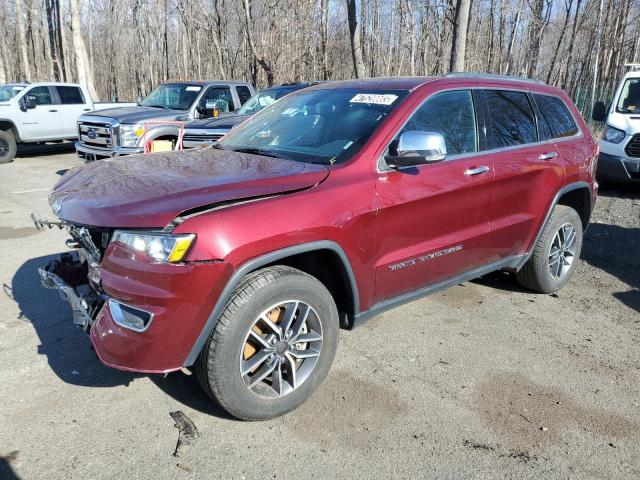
[230,147,284,159]
[144,104,172,110]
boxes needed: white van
[592,64,640,183]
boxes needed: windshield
[140,83,202,110]
[237,87,298,116]
[616,78,640,113]
[219,88,407,165]
[0,85,25,101]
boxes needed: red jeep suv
[38,75,598,420]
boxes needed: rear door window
[399,89,477,155]
[55,86,85,105]
[236,86,252,105]
[533,94,579,139]
[483,90,537,148]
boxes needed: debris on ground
[176,463,193,473]
[170,411,200,457]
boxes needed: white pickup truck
[592,63,640,183]
[0,82,135,163]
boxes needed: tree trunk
[346,0,365,78]
[70,0,98,100]
[15,0,32,81]
[449,0,472,72]
[242,0,274,85]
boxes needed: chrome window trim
[376,85,584,174]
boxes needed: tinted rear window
[56,86,85,104]
[533,94,579,139]
[484,90,537,149]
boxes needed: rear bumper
[597,152,640,183]
[75,142,143,162]
[40,246,232,374]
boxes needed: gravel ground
[0,148,638,479]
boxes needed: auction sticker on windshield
[186,86,202,92]
[350,93,398,105]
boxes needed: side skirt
[351,254,526,328]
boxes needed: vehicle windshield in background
[0,85,25,101]
[616,78,640,113]
[237,87,297,116]
[219,88,407,165]
[139,83,202,110]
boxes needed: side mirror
[592,101,607,122]
[21,96,36,111]
[195,105,207,118]
[385,131,447,168]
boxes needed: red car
[38,74,598,420]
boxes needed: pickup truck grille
[183,133,223,142]
[625,134,640,158]
[183,133,223,148]
[78,122,115,150]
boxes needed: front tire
[0,130,17,164]
[196,266,339,421]
[516,205,583,293]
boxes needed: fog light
[108,299,153,332]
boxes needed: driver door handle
[464,165,490,176]
[49,109,58,113]
[539,152,558,161]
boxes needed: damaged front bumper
[38,252,102,331]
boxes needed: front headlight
[112,231,195,263]
[602,125,626,144]
[119,123,144,147]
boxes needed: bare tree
[346,0,365,78]
[242,0,275,85]
[450,0,472,71]
[15,0,32,81]
[70,0,98,99]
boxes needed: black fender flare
[0,119,20,141]
[514,181,593,270]
[183,240,359,366]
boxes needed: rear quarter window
[533,94,579,139]
[56,86,85,105]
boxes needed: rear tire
[0,130,17,164]
[516,205,583,294]
[196,266,339,421]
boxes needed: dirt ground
[0,147,639,479]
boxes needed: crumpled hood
[87,106,187,124]
[50,148,329,228]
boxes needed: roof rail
[625,63,640,71]
[444,72,546,85]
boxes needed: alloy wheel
[240,300,323,398]
[548,222,577,280]
[0,138,9,158]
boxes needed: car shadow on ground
[10,254,235,419]
[15,142,75,158]
[582,222,640,313]
[10,254,138,388]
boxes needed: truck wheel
[516,205,583,294]
[0,130,17,164]
[196,266,339,421]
